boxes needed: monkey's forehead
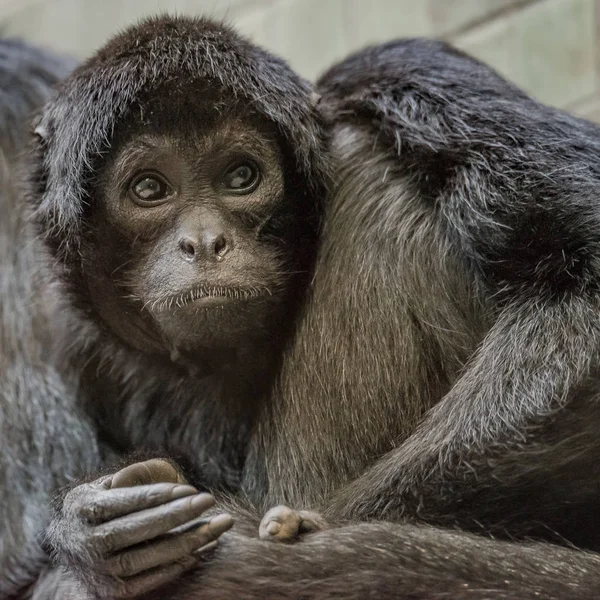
[32,15,329,249]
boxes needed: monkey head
[30,16,328,366]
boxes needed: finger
[259,505,301,541]
[93,493,215,552]
[113,556,198,599]
[79,483,198,524]
[110,459,188,488]
[107,514,233,577]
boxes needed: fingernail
[209,513,234,534]
[266,522,281,535]
[195,540,219,555]
[190,493,215,510]
[180,555,199,568]
[171,485,197,499]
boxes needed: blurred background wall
[1,0,599,120]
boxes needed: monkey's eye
[221,161,260,195]
[130,174,173,205]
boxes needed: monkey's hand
[47,458,233,599]
[259,505,327,543]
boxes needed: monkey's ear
[33,125,49,144]
[32,115,49,145]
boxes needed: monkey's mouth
[148,285,271,312]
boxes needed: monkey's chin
[151,296,272,362]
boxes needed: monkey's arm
[326,296,600,536]
[0,40,94,596]
[0,173,101,596]
[154,523,600,600]
[0,363,101,597]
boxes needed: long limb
[156,522,600,600]
[313,41,600,537]
[0,363,100,597]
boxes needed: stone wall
[1,0,599,119]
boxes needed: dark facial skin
[84,106,292,368]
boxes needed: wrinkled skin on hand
[46,459,233,599]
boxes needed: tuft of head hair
[31,15,329,259]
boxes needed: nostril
[213,234,229,258]
[179,238,196,259]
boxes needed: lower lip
[190,295,237,308]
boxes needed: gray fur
[0,39,74,159]
[0,40,97,598]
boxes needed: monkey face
[80,100,311,363]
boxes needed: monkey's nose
[178,230,232,262]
